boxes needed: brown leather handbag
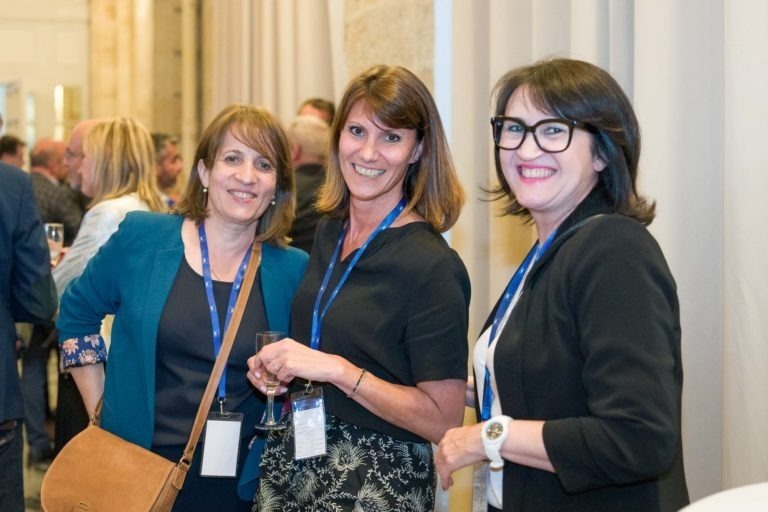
[41,243,261,512]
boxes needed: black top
[152,258,268,446]
[481,188,689,511]
[288,163,325,254]
[291,217,470,443]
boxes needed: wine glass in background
[254,331,287,430]
[44,223,64,264]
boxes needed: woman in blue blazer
[57,105,308,511]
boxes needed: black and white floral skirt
[253,413,436,512]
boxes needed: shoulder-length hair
[490,58,655,225]
[317,65,465,233]
[174,104,294,247]
[84,117,165,212]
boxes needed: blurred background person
[286,114,329,254]
[0,134,26,169]
[22,137,85,469]
[436,58,688,512]
[53,117,99,453]
[63,119,100,208]
[0,162,58,512]
[53,117,165,295]
[152,132,184,208]
[57,104,307,511]
[297,97,335,126]
[249,65,469,511]
[28,138,84,245]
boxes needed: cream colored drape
[202,0,344,125]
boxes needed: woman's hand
[435,423,487,490]
[246,353,289,396]
[247,338,346,394]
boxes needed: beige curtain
[202,0,343,125]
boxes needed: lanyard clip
[218,397,227,416]
[304,380,314,395]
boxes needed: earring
[203,186,208,195]
[270,197,276,206]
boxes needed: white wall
[0,1,89,145]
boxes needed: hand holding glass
[254,331,286,430]
[44,223,64,264]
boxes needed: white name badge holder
[200,403,243,478]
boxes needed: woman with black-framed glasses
[436,58,689,512]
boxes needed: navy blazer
[57,212,308,447]
[0,163,58,422]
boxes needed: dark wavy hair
[490,58,655,225]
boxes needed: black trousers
[54,371,89,454]
[0,420,24,512]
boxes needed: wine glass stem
[265,390,276,425]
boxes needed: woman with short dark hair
[436,58,689,512]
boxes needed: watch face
[486,421,504,440]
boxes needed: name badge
[291,387,326,460]
[200,412,243,477]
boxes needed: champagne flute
[44,223,64,264]
[254,331,287,430]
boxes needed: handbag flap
[41,425,182,512]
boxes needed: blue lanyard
[310,198,406,351]
[481,230,557,421]
[198,222,253,402]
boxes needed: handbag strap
[177,241,262,470]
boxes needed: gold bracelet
[346,368,368,399]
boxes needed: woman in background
[436,58,689,511]
[57,105,308,511]
[53,117,165,294]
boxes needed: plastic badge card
[200,412,243,477]
[291,387,326,460]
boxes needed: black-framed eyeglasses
[490,116,590,153]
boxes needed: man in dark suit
[29,138,84,245]
[286,115,329,254]
[0,162,58,512]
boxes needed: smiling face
[198,129,277,230]
[338,101,423,214]
[499,86,605,232]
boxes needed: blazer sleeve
[56,214,131,341]
[53,201,124,298]
[10,172,58,323]
[542,218,682,492]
